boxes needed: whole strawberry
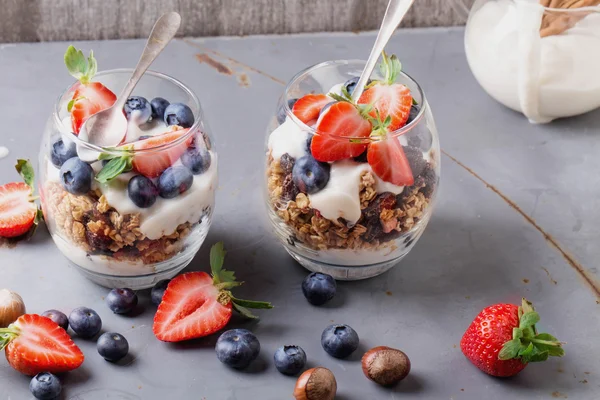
[460,298,564,377]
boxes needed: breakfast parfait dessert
[39,46,217,288]
[265,53,440,279]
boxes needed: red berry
[367,139,414,186]
[0,182,36,238]
[292,94,331,124]
[358,83,412,132]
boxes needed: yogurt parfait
[265,54,440,280]
[39,46,217,288]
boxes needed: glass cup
[39,70,217,289]
[264,60,440,280]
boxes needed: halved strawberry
[131,129,193,178]
[0,314,84,376]
[357,52,412,131]
[292,94,331,124]
[153,242,272,342]
[0,183,36,238]
[310,101,372,162]
[367,138,414,186]
[64,46,116,134]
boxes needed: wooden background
[0,0,472,43]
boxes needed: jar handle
[449,0,472,21]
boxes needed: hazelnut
[361,346,410,386]
[0,289,26,328]
[294,367,337,400]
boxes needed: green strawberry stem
[378,51,402,86]
[0,325,20,351]
[64,45,98,84]
[14,159,44,238]
[498,298,565,363]
[210,242,273,319]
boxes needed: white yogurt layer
[465,0,600,122]
[268,119,311,160]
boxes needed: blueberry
[215,329,260,369]
[150,97,170,120]
[128,175,158,208]
[277,98,298,124]
[273,345,307,376]
[41,309,69,331]
[106,288,138,314]
[50,138,77,168]
[97,332,129,362]
[292,155,330,194]
[151,279,171,306]
[138,135,153,141]
[343,76,372,96]
[181,147,211,175]
[319,102,335,117]
[305,135,313,153]
[124,96,152,124]
[158,166,193,199]
[321,324,359,359]
[164,103,195,128]
[29,372,61,400]
[302,272,337,306]
[407,104,420,124]
[69,307,102,339]
[59,157,93,195]
[353,150,368,163]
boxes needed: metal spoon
[350,0,415,102]
[79,12,181,151]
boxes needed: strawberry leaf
[64,45,97,84]
[95,156,132,183]
[210,241,236,284]
[527,350,549,363]
[15,159,35,188]
[498,339,521,360]
[232,303,259,320]
[231,296,273,310]
[518,342,535,358]
[519,311,540,329]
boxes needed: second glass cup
[265,59,440,280]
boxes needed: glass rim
[514,0,600,12]
[282,59,427,141]
[53,68,203,155]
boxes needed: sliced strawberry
[153,242,272,343]
[292,94,331,124]
[0,314,84,376]
[367,138,414,186]
[131,129,193,178]
[310,102,372,162]
[0,182,36,238]
[358,83,412,131]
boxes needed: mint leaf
[232,303,259,320]
[498,339,521,360]
[15,159,35,188]
[95,157,130,183]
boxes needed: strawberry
[153,242,273,342]
[0,160,43,238]
[64,45,117,134]
[310,101,372,162]
[357,52,412,131]
[0,314,84,376]
[461,298,564,377]
[292,94,331,124]
[367,138,414,186]
[96,129,193,182]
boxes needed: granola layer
[44,182,192,264]
[267,152,437,252]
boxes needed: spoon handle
[115,12,182,108]
[351,0,415,102]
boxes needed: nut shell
[294,367,337,400]
[361,346,411,386]
[0,289,26,328]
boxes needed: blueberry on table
[215,329,261,369]
[150,97,170,120]
[292,155,330,194]
[106,288,138,314]
[50,138,77,168]
[41,309,69,331]
[277,98,298,124]
[69,307,102,339]
[321,324,359,359]
[97,332,129,362]
[29,372,61,400]
[124,96,152,124]
[59,157,93,195]
[274,345,307,376]
[128,175,158,208]
[181,147,211,175]
[302,272,337,306]
[164,103,195,128]
[343,76,372,96]
[151,279,171,306]
[158,166,194,199]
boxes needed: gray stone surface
[0,29,599,399]
[0,0,471,43]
